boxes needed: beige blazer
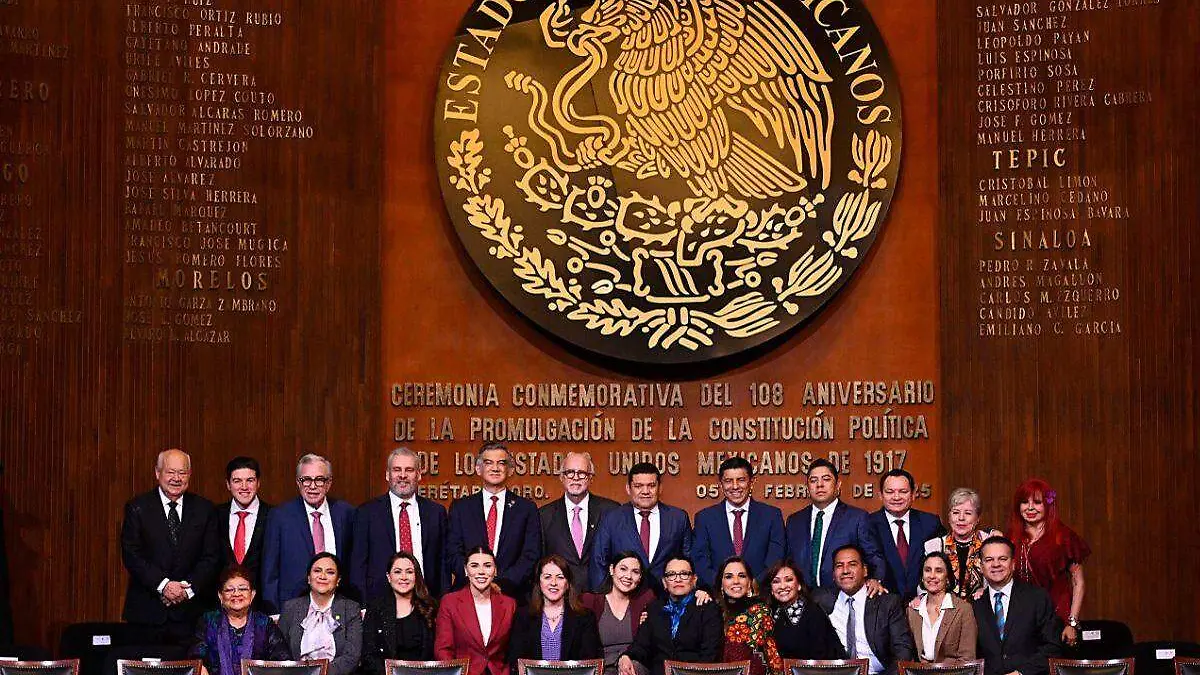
[907,592,978,662]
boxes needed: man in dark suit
[814,545,916,675]
[590,462,693,592]
[445,442,542,599]
[539,451,618,590]
[693,456,785,588]
[618,555,723,675]
[262,453,356,610]
[351,446,448,600]
[867,469,945,598]
[785,459,887,591]
[120,448,221,645]
[973,536,1063,675]
[213,456,271,603]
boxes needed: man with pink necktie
[539,451,618,591]
[262,453,356,611]
[214,456,273,607]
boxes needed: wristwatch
[1068,616,1080,628]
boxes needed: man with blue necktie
[973,536,1062,675]
[591,462,693,592]
[692,456,785,588]
[867,469,945,598]
[784,458,887,592]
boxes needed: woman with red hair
[1006,478,1090,647]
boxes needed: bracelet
[1067,616,1079,627]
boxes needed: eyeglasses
[562,470,593,479]
[297,476,331,487]
[662,571,693,580]
[221,586,252,594]
[162,469,190,478]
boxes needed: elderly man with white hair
[262,453,357,611]
[538,451,619,590]
[120,448,221,645]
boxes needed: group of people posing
[122,445,1090,675]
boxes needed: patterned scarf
[943,533,985,598]
[777,597,808,626]
[662,592,695,638]
[216,614,257,675]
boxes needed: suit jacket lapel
[418,497,436,554]
[496,492,519,555]
[933,605,954,656]
[248,503,269,554]
[796,506,813,559]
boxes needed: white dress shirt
[390,492,425,572]
[725,499,751,542]
[305,499,337,555]
[989,579,1015,630]
[475,598,493,646]
[918,592,955,660]
[228,497,261,550]
[635,505,661,560]
[831,584,883,674]
[567,493,591,526]
[156,488,194,597]
[887,510,911,548]
[482,487,507,548]
[810,499,839,571]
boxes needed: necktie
[311,511,325,553]
[398,502,413,554]
[994,591,1006,635]
[732,509,745,556]
[233,511,249,563]
[486,495,499,551]
[570,505,585,558]
[811,510,825,583]
[845,596,858,658]
[639,510,652,558]
[167,500,181,546]
[895,519,909,564]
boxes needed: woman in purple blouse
[508,554,603,665]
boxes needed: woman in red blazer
[436,546,517,675]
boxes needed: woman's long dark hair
[387,551,438,628]
[528,553,586,616]
[599,550,646,596]
[759,558,814,609]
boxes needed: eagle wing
[607,0,834,196]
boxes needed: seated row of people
[191,536,1062,675]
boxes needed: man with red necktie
[214,456,272,607]
[446,442,543,600]
[692,456,785,589]
[866,469,945,598]
[351,446,448,600]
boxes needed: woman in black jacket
[362,552,438,674]
[760,560,846,660]
[509,554,603,665]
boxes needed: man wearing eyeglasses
[539,451,618,590]
[618,556,723,675]
[262,453,356,611]
[446,441,543,600]
[120,448,220,646]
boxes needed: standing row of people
[121,446,1090,662]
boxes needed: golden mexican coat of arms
[435,0,902,363]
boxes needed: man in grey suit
[539,451,618,589]
[814,544,916,675]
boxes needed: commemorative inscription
[121,1,305,345]
[434,0,903,363]
[971,0,1155,339]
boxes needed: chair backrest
[1175,658,1200,675]
[664,661,751,675]
[1076,621,1136,660]
[1135,643,1200,675]
[58,624,142,675]
[899,660,985,675]
[1050,658,1135,675]
[241,660,329,675]
[384,660,470,675]
[0,649,53,663]
[0,660,82,675]
[116,660,202,675]
[784,659,870,675]
[517,659,603,675]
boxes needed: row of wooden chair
[2,656,1199,675]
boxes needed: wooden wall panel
[938,0,1199,641]
[0,0,381,648]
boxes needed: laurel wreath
[447,127,893,352]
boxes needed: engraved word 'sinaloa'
[434,0,903,363]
